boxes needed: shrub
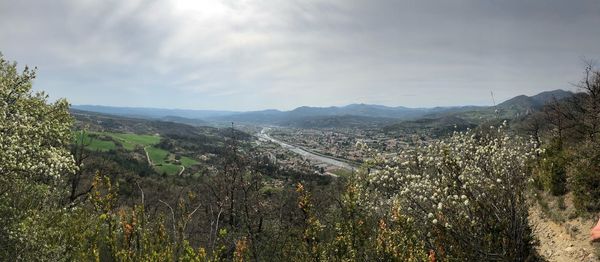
[0,54,77,259]
[535,139,569,196]
[569,142,600,212]
[294,180,427,262]
[64,174,215,261]
[361,123,541,261]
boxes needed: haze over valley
[2,1,600,261]
[69,88,573,176]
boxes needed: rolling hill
[423,89,574,121]
[72,89,574,128]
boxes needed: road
[258,128,356,170]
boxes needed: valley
[8,70,600,261]
[257,127,356,171]
[71,89,574,179]
[4,3,600,260]
[17,84,600,261]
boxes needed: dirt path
[143,146,152,166]
[530,205,599,261]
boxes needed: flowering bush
[360,123,541,260]
[0,54,77,259]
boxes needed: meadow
[75,131,198,175]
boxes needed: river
[257,128,355,170]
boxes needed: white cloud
[0,0,598,110]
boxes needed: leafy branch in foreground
[0,53,77,260]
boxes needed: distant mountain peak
[530,89,573,103]
[498,89,572,109]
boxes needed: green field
[104,132,160,150]
[146,146,197,176]
[74,132,116,151]
[180,156,199,167]
[78,131,161,151]
[146,147,169,164]
[76,131,198,176]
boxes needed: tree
[574,59,600,141]
[68,130,93,205]
[568,60,600,212]
[543,97,577,148]
[0,53,76,259]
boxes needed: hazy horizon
[71,88,570,112]
[1,0,599,111]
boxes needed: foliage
[362,123,541,261]
[566,62,600,213]
[0,54,77,259]
[323,177,427,262]
[534,62,600,213]
[568,142,600,212]
[534,139,568,196]
[294,183,324,261]
[63,174,212,261]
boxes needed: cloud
[1,0,599,110]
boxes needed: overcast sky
[1,0,599,111]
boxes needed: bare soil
[530,193,600,261]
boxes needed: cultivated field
[75,131,198,175]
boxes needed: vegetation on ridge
[2,53,600,261]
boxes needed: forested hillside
[2,54,599,261]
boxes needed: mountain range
[71,89,574,128]
[71,105,235,120]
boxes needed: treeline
[518,60,600,213]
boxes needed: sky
[1,0,599,111]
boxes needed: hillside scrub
[1,53,548,261]
[568,141,600,212]
[534,139,568,196]
[531,62,600,214]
